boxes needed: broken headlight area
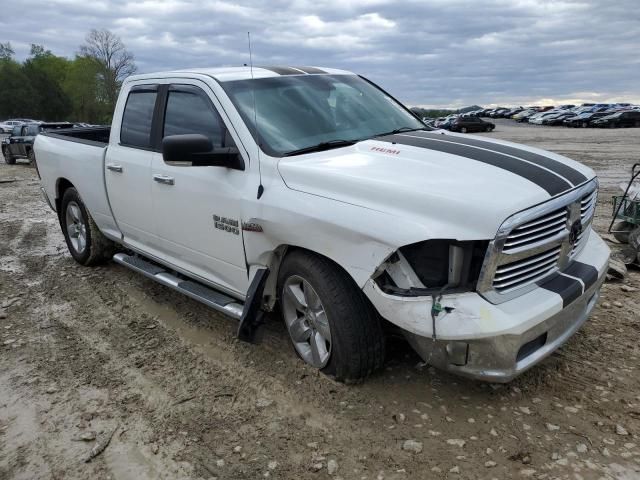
[374,239,489,296]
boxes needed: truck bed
[42,126,111,146]
[34,127,121,241]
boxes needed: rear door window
[120,86,158,148]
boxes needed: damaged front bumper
[363,231,610,382]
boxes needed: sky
[2,0,639,108]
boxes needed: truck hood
[277,130,595,240]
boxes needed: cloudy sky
[2,0,639,108]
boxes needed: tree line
[0,29,136,124]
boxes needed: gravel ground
[1,120,639,480]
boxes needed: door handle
[106,164,123,173]
[153,174,175,186]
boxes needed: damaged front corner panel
[373,239,489,297]
[381,250,425,289]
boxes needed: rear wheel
[582,122,588,128]
[2,146,15,165]
[278,250,385,382]
[27,149,35,165]
[485,125,491,132]
[460,127,468,133]
[61,187,115,266]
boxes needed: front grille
[502,208,567,252]
[493,245,562,293]
[478,179,598,303]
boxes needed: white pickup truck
[35,66,610,383]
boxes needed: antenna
[248,32,264,199]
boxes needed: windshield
[222,74,426,156]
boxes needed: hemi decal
[378,133,571,196]
[410,131,589,186]
[564,261,598,290]
[537,274,583,308]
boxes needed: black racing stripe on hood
[379,134,571,196]
[258,66,305,75]
[411,131,589,186]
[292,66,327,74]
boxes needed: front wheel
[61,187,115,266]
[460,127,468,133]
[27,149,35,165]
[278,250,385,382]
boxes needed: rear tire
[278,250,385,382]
[460,127,468,133]
[60,187,115,266]
[27,149,35,165]
[2,147,15,165]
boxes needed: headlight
[374,240,489,296]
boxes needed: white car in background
[0,118,39,134]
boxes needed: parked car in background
[504,107,524,118]
[564,111,610,127]
[513,109,537,121]
[489,108,510,118]
[2,122,74,165]
[592,111,640,128]
[529,110,562,125]
[449,116,495,133]
[541,112,576,126]
[0,119,26,134]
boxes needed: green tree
[0,59,37,118]
[23,59,72,120]
[64,56,110,123]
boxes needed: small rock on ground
[402,440,423,453]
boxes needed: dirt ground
[1,120,639,480]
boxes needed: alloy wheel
[65,201,87,254]
[281,275,332,368]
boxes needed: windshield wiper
[370,126,429,139]
[283,139,357,157]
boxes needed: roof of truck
[126,66,354,83]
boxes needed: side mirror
[162,134,245,171]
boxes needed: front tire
[27,149,35,165]
[460,127,468,133]
[60,187,115,266]
[278,250,385,382]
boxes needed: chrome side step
[113,253,244,319]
